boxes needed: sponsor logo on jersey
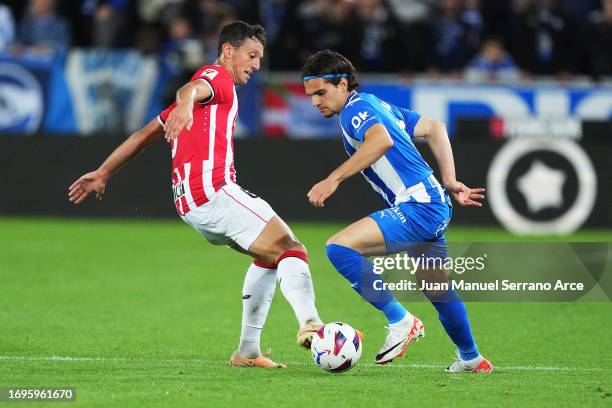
[351,111,374,130]
[201,68,219,80]
[172,181,186,201]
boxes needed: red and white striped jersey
[158,65,238,215]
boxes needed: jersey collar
[341,91,359,112]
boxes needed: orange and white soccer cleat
[445,352,493,373]
[375,314,425,365]
[229,351,287,368]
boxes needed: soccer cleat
[229,350,287,368]
[375,315,425,365]
[298,323,364,349]
[297,323,324,349]
[445,352,493,373]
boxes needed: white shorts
[181,183,276,251]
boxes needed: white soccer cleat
[445,351,493,373]
[375,314,424,365]
[297,323,323,349]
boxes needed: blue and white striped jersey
[339,92,447,207]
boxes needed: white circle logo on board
[487,139,597,235]
[0,63,43,133]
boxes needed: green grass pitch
[1,217,611,407]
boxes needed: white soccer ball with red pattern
[310,322,362,373]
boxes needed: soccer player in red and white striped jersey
[68,21,323,369]
[159,64,238,215]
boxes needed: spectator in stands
[238,0,291,45]
[557,0,599,21]
[464,37,520,82]
[324,0,358,62]
[427,0,482,76]
[463,0,483,51]
[161,16,206,105]
[510,0,575,77]
[90,0,134,48]
[269,0,358,70]
[353,0,403,72]
[192,0,236,35]
[137,0,184,24]
[14,0,70,55]
[198,4,237,63]
[0,2,15,52]
[391,0,435,73]
[480,0,513,41]
[587,0,612,79]
[387,0,435,24]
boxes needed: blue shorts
[369,200,453,257]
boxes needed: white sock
[276,257,322,328]
[238,263,277,358]
[461,354,483,367]
[389,312,415,329]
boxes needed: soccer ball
[310,322,362,373]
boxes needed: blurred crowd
[1,0,612,81]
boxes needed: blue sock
[427,289,479,360]
[326,244,407,324]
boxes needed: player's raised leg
[185,183,321,365]
[325,216,424,365]
[248,215,323,348]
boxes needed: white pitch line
[0,355,609,372]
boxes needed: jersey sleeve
[157,66,232,123]
[158,101,177,125]
[340,99,383,142]
[400,108,421,138]
[191,66,232,105]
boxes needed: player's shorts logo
[487,139,597,235]
[390,206,407,223]
[0,63,44,133]
[434,218,450,237]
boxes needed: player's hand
[307,178,339,208]
[68,170,109,204]
[445,180,485,207]
[164,102,193,142]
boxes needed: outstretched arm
[307,123,393,207]
[163,79,213,142]
[414,117,485,207]
[68,118,165,204]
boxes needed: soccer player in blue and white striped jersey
[301,50,492,372]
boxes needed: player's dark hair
[301,50,359,91]
[217,21,267,56]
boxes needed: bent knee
[326,233,359,252]
[283,237,306,253]
[270,236,306,259]
[326,232,347,247]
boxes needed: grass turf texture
[1,217,611,407]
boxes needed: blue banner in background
[0,50,161,136]
[65,50,162,135]
[1,54,610,139]
[262,78,612,138]
[0,53,72,134]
